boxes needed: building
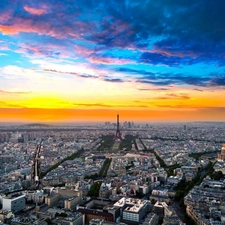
[163,205,184,225]
[142,213,159,225]
[114,197,149,223]
[10,217,48,225]
[61,212,84,225]
[64,196,81,210]
[89,219,105,225]
[77,209,113,224]
[150,188,170,204]
[45,194,61,207]
[2,194,25,213]
[103,205,120,222]
[184,180,225,225]
[218,144,225,160]
[152,202,166,219]
[89,219,126,225]
[99,184,112,199]
[122,201,148,222]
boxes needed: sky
[0,0,225,123]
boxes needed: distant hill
[20,123,52,128]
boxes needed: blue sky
[0,0,225,122]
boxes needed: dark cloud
[193,88,203,92]
[1,0,225,54]
[116,67,210,86]
[137,75,210,87]
[43,69,98,79]
[131,1,225,54]
[138,88,170,91]
[138,80,175,86]
[115,68,157,78]
[43,69,127,83]
[104,77,124,83]
[139,52,182,67]
[139,51,203,67]
[152,74,211,87]
[208,75,225,87]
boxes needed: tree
[175,190,184,201]
[211,171,224,180]
[55,212,67,217]
[87,181,102,197]
[45,218,52,224]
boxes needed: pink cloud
[16,43,71,59]
[111,19,133,36]
[0,11,13,22]
[74,21,95,34]
[89,56,134,65]
[18,44,41,55]
[0,44,9,51]
[0,17,80,40]
[74,45,95,57]
[24,5,48,15]
[0,18,47,35]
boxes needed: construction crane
[30,140,42,189]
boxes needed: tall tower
[115,114,122,141]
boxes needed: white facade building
[2,194,25,213]
[114,197,149,223]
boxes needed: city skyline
[0,0,225,122]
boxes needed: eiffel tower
[115,114,122,141]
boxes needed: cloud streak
[24,5,48,15]
[0,90,31,95]
[156,93,190,100]
[73,102,149,108]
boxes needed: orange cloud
[24,5,48,15]
[156,93,190,100]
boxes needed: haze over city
[0,0,225,123]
